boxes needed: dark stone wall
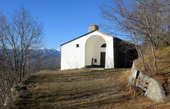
[126,46,138,68]
[114,38,126,68]
[114,38,137,68]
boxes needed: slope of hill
[2,46,170,108]
[135,46,170,96]
[30,48,61,70]
[5,68,170,109]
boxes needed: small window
[101,44,106,48]
[76,44,79,48]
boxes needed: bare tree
[99,0,170,75]
[0,6,44,103]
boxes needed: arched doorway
[85,35,106,68]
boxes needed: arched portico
[85,35,106,68]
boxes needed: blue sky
[0,0,103,49]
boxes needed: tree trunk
[151,43,158,75]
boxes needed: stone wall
[127,62,166,101]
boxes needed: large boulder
[127,63,166,101]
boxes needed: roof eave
[60,30,97,46]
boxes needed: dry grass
[135,46,170,75]
[135,46,170,97]
[5,68,170,109]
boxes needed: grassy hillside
[4,68,170,109]
[29,53,61,70]
[135,46,170,96]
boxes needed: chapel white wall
[61,37,85,70]
[61,31,114,70]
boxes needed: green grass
[6,68,170,109]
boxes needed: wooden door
[100,52,105,68]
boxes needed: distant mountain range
[29,48,61,70]
[33,48,61,56]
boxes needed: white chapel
[60,24,136,70]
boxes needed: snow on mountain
[34,48,61,56]
[29,48,61,70]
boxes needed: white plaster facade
[61,25,115,70]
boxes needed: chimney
[88,24,99,32]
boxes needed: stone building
[60,24,137,70]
